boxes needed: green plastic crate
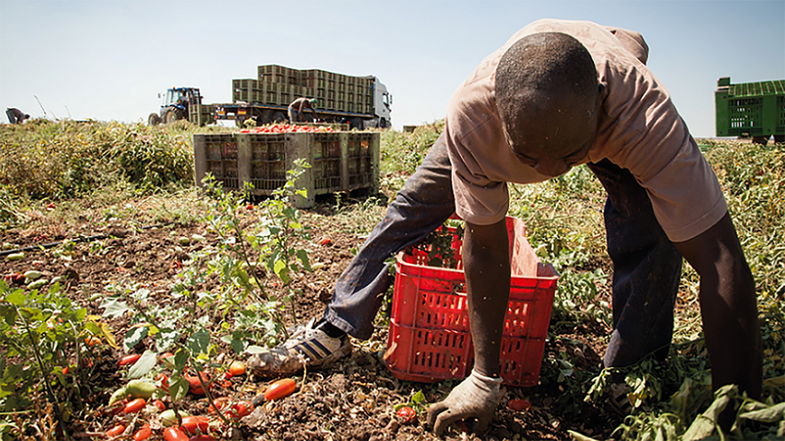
[715,77,785,139]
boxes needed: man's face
[502,89,600,177]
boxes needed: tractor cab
[161,87,202,109]
[149,87,202,125]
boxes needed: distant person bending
[6,108,30,124]
[288,98,318,123]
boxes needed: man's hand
[427,369,503,436]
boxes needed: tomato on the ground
[123,398,147,414]
[396,406,416,423]
[133,424,152,441]
[105,423,126,437]
[118,353,141,366]
[163,427,189,441]
[263,378,296,401]
[180,416,210,435]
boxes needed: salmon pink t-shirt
[446,19,726,242]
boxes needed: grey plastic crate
[194,132,380,208]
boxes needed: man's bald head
[495,32,601,170]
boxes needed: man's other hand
[427,369,503,436]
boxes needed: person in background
[6,108,30,124]
[288,97,318,123]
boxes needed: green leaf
[127,350,157,379]
[124,326,149,352]
[100,297,130,318]
[0,304,17,326]
[273,259,290,284]
[187,328,210,355]
[296,249,311,271]
[156,328,179,352]
[6,290,25,306]
[169,376,189,402]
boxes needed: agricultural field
[0,120,783,441]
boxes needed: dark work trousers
[324,137,683,368]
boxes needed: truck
[148,65,393,129]
[715,77,785,145]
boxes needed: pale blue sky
[1,1,783,136]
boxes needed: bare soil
[0,200,618,441]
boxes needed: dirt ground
[0,200,618,441]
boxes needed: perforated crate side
[386,217,558,386]
[193,134,240,190]
[244,134,288,192]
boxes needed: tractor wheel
[752,136,769,146]
[148,113,162,126]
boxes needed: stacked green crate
[715,77,785,139]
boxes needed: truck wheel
[272,112,286,123]
[349,118,363,130]
[148,113,162,126]
[379,118,389,129]
[752,136,769,146]
[774,135,785,144]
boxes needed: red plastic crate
[385,217,558,386]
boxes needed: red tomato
[180,416,210,435]
[507,398,532,411]
[105,423,126,437]
[84,336,101,347]
[230,401,253,418]
[185,371,210,395]
[155,373,170,391]
[207,397,230,414]
[123,398,147,414]
[133,425,152,441]
[263,378,296,401]
[61,366,69,375]
[118,354,141,366]
[396,406,417,423]
[153,399,167,411]
[319,238,332,246]
[163,427,189,441]
[228,361,246,376]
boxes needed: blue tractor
[148,87,202,125]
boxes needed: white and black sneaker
[248,318,352,377]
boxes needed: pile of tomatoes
[238,124,335,134]
[104,353,298,440]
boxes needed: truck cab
[371,79,393,128]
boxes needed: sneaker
[606,381,633,416]
[247,318,352,377]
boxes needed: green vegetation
[0,120,783,439]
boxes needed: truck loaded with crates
[715,77,785,145]
[149,64,393,130]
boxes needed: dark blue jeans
[324,136,682,368]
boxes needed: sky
[1,0,783,136]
